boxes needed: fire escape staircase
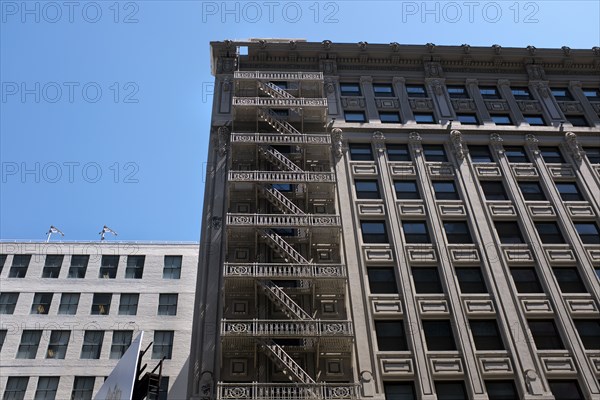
[258,145,302,172]
[259,185,305,215]
[258,108,301,135]
[259,229,309,264]
[257,81,295,99]
[258,280,312,320]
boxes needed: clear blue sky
[1,1,598,241]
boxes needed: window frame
[80,330,104,359]
[455,267,488,294]
[423,320,457,351]
[158,293,178,316]
[469,145,494,163]
[373,83,394,97]
[495,221,525,244]
[432,180,460,200]
[412,267,443,294]
[68,255,89,278]
[470,320,505,350]
[414,113,435,124]
[539,146,565,163]
[125,255,145,279]
[406,85,427,98]
[46,330,70,359]
[447,86,469,99]
[367,267,398,294]
[481,181,509,201]
[16,330,42,359]
[379,111,401,123]
[41,255,63,278]
[163,256,182,279]
[422,145,448,162]
[35,376,60,400]
[8,254,31,278]
[394,180,420,200]
[118,293,139,316]
[31,293,53,315]
[480,86,501,99]
[344,111,367,123]
[574,222,600,245]
[0,292,19,314]
[528,320,564,350]
[511,267,544,293]
[58,293,80,315]
[110,330,133,359]
[340,82,361,96]
[349,144,374,161]
[374,320,408,351]
[386,144,411,161]
[152,330,174,359]
[491,114,513,125]
[443,221,473,244]
[360,221,388,244]
[355,180,381,199]
[504,146,529,163]
[99,255,119,279]
[556,182,584,201]
[518,181,546,201]
[91,293,112,315]
[456,113,479,125]
[402,221,431,244]
[535,222,565,244]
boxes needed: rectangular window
[152,331,174,359]
[554,268,586,293]
[42,255,63,278]
[444,222,473,244]
[344,111,367,123]
[504,146,529,162]
[433,181,459,200]
[469,145,493,163]
[110,330,133,359]
[4,377,29,400]
[9,255,31,278]
[31,293,53,315]
[470,320,504,350]
[422,145,448,162]
[270,81,287,90]
[485,380,518,400]
[384,383,416,400]
[47,330,70,359]
[491,115,512,125]
[91,293,112,315]
[528,320,564,349]
[17,330,42,359]
[71,377,95,400]
[0,330,6,352]
[584,147,600,163]
[99,255,119,279]
[481,181,509,201]
[387,144,411,161]
[512,87,532,100]
[402,221,430,243]
[406,85,427,98]
[68,255,89,278]
[551,88,573,101]
[495,221,524,244]
[548,381,584,400]
[583,89,600,101]
[81,331,104,359]
[535,222,565,244]
[367,268,398,294]
[556,182,584,201]
[58,293,80,315]
[340,83,361,96]
[379,112,401,123]
[412,267,443,293]
[423,320,456,350]
[574,222,600,245]
[574,320,600,350]
[0,254,6,274]
[119,293,139,316]
[272,183,292,192]
[163,256,182,279]
[525,115,546,126]
[158,294,178,316]
[511,268,544,293]
[480,87,501,99]
[539,146,565,163]
[373,83,394,97]
[519,181,546,201]
[414,113,435,124]
[435,382,467,400]
[349,144,373,161]
[125,255,145,279]
[447,86,468,99]
[35,377,59,400]
[355,180,380,199]
[457,114,478,125]
[568,116,588,127]
[361,221,388,244]
[455,267,487,293]
[375,320,407,351]
[394,180,420,199]
[0,292,19,314]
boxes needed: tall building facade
[0,241,198,399]
[191,40,600,400]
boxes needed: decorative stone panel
[544,247,577,265]
[521,298,553,314]
[488,203,517,218]
[590,357,600,374]
[510,164,538,178]
[565,297,599,315]
[484,100,510,111]
[463,298,496,315]
[351,164,378,175]
[474,164,502,178]
[375,98,400,109]
[363,247,394,263]
[379,356,414,376]
[451,99,476,111]
[341,96,366,109]
[587,249,600,265]
[357,203,386,217]
[397,202,426,217]
[418,298,449,316]
[548,165,576,178]
[409,98,433,111]
[427,163,455,177]
[566,204,595,219]
[389,164,417,177]
[437,203,467,218]
[448,245,480,264]
[517,100,542,113]
[540,355,577,375]
[503,247,535,264]
[370,297,403,315]
[558,101,583,113]
[527,203,556,219]
[405,245,437,264]
[429,356,464,375]
[477,355,513,375]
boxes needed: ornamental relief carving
[451,99,477,111]
[485,100,510,111]
[409,98,433,111]
[375,98,400,109]
[565,132,584,160]
[558,102,583,113]
[517,100,542,113]
[341,96,366,108]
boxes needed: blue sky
[1,0,599,241]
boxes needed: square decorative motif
[235,249,249,261]
[233,301,247,314]
[327,360,343,374]
[231,359,247,375]
[322,301,337,314]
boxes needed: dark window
[340,83,361,96]
[402,221,431,243]
[539,146,565,163]
[4,377,29,400]
[361,221,388,243]
[480,87,501,99]
[435,382,467,400]
[414,113,435,124]
[9,255,31,278]
[152,330,174,359]
[469,145,493,163]
[512,87,532,100]
[355,180,380,199]
[574,222,600,245]
[583,89,600,101]
[528,320,564,349]
[406,85,427,98]
[423,145,448,162]
[486,380,518,400]
[535,222,565,244]
[481,181,509,201]
[373,84,394,97]
[46,330,70,359]
[110,330,133,359]
[556,182,584,201]
[457,114,478,125]
[271,109,289,118]
[375,320,407,351]
[574,320,600,350]
[17,330,42,359]
[444,222,473,244]
[596,268,600,281]
[380,112,401,123]
[423,320,456,350]
[412,267,443,293]
[384,382,416,400]
[387,144,411,161]
[344,111,366,123]
[58,293,79,315]
[470,320,504,350]
[0,292,19,314]
[158,294,178,316]
[504,146,529,163]
[119,293,139,315]
[272,183,292,192]
[42,255,63,278]
[548,381,584,400]
[491,115,512,125]
[518,181,546,201]
[91,293,112,315]
[511,268,544,293]
[447,86,468,99]
[163,256,182,279]
[71,377,95,400]
[433,181,459,200]
[68,255,89,278]
[81,331,104,359]
[0,330,6,352]
[367,268,398,294]
[525,115,545,126]
[35,376,59,400]
[349,144,373,161]
[394,181,420,199]
[554,268,586,293]
[99,255,119,278]
[31,293,53,315]
[551,88,573,101]
[270,81,288,90]
[0,254,6,274]
[584,147,600,163]
[456,267,487,293]
[125,255,145,279]
[495,222,524,244]
[566,116,589,127]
